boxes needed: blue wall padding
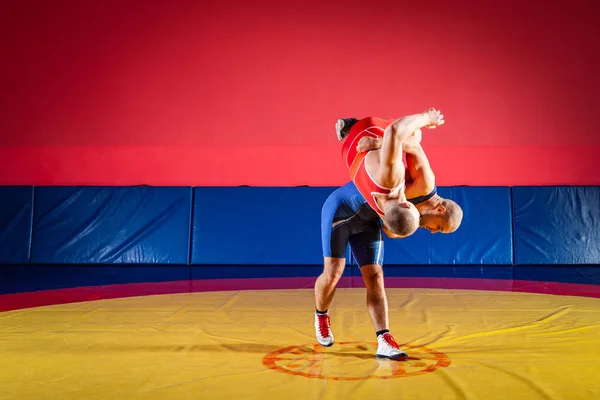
[191,187,337,265]
[3,185,599,268]
[30,187,192,264]
[378,187,513,265]
[0,186,34,264]
[513,186,600,264]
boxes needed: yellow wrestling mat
[1,288,599,399]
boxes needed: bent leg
[315,257,346,312]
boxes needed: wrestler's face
[419,214,448,234]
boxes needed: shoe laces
[382,333,399,349]
[317,314,331,338]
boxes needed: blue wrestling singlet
[321,181,384,267]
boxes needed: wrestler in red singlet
[340,117,405,217]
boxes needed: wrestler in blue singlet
[321,181,383,267]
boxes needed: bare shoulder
[404,181,425,199]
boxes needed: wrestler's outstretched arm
[357,123,435,186]
[370,108,443,188]
[356,128,421,153]
[377,109,443,187]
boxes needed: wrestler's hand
[356,136,382,152]
[424,108,444,129]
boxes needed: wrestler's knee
[322,257,346,284]
[361,264,385,290]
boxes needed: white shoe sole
[335,119,344,141]
[376,351,408,360]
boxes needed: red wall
[1,0,599,186]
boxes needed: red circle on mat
[262,341,451,380]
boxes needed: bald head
[440,199,463,233]
[384,204,420,238]
[419,198,463,234]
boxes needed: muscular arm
[359,136,434,186]
[357,130,421,153]
[376,112,434,188]
[380,112,431,166]
[404,142,436,188]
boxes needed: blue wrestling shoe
[336,118,358,141]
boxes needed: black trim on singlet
[408,186,437,205]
